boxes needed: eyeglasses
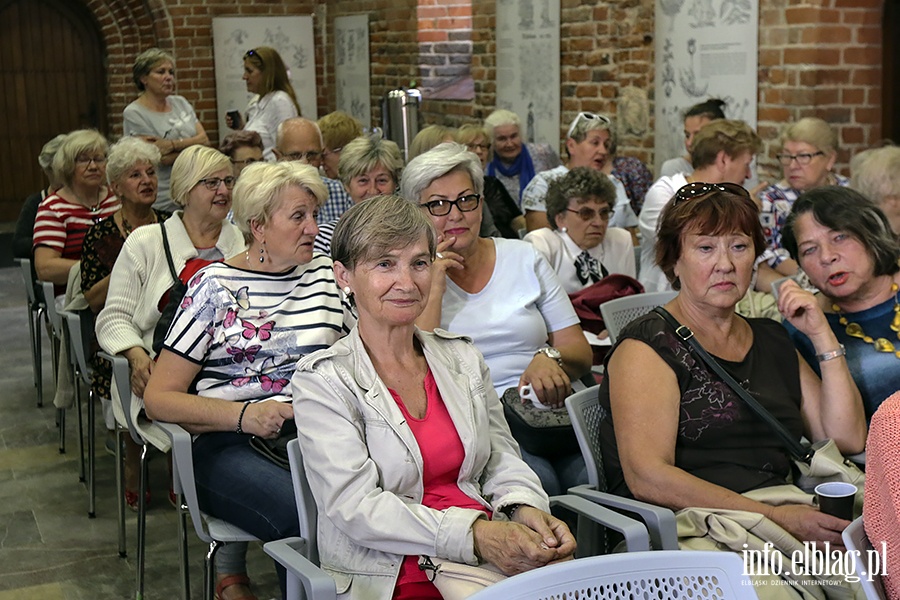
[566,207,615,222]
[466,142,491,152]
[282,150,323,163]
[322,147,343,157]
[419,194,481,217]
[197,176,236,191]
[566,112,611,139]
[75,156,108,166]
[231,158,262,167]
[776,151,824,166]
[672,182,750,206]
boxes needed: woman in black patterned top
[80,136,169,510]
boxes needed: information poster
[213,16,317,136]
[334,15,371,128]
[495,0,560,147]
[654,0,758,175]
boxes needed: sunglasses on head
[566,112,612,139]
[672,182,750,206]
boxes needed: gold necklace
[833,282,900,359]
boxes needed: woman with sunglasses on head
[225,47,301,162]
[757,118,848,279]
[781,186,900,421]
[521,112,647,234]
[524,167,635,294]
[143,161,354,600]
[404,142,592,496]
[33,129,119,301]
[124,49,210,212]
[639,119,761,292]
[600,182,865,595]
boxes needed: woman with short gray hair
[313,136,403,255]
[404,142,592,496]
[13,133,67,259]
[484,108,560,203]
[124,48,209,211]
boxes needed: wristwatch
[535,346,563,368]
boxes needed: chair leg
[177,491,191,600]
[75,371,85,483]
[35,307,44,407]
[116,428,126,558]
[87,389,96,518]
[58,408,66,453]
[136,443,149,600]
[205,541,223,600]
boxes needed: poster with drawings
[213,16,317,137]
[334,15,371,128]
[495,0,560,147]
[654,0,757,176]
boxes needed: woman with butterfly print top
[144,161,355,600]
[96,146,244,510]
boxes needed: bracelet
[170,140,177,153]
[236,401,251,434]
[500,503,523,520]
[816,344,846,363]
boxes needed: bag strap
[652,306,814,464]
[159,223,180,284]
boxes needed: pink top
[390,368,490,600]
[863,390,900,600]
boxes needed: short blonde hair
[781,117,838,155]
[455,124,490,146]
[409,125,456,160]
[690,119,762,169]
[337,137,403,188]
[484,109,521,139]
[851,146,900,207]
[317,111,363,151]
[169,146,232,207]
[231,161,328,244]
[52,129,108,187]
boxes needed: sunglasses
[566,207,615,222]
[566,112,611,139]
[672,182,750,206]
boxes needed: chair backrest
[42,281,64,338]
[842,517,888,600]
[468,550,756,599]
[600,291,678,343]
[287,438,320,565]
[16,258,39,305]
[565,386,605,490]
[62,309,94,385]
[98,351,144,446]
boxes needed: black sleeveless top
[599,312,803,496]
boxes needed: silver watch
[535,346,563,367]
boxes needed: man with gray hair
[274,117,352,223]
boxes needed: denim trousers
[193,431,300,598]
[519,447,589,496]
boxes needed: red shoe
[215,574,258,600]
[125,489,151,512]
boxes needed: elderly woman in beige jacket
[292,195,575,600]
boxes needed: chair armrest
[549,494,650,553]
[264,538,337,600]
[98,351,144,446]
[156,421,207,540]
[568,485,679,550]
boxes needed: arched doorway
[0,0,107,222]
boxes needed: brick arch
[78,0,174,136]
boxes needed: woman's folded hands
[472,506,576,575]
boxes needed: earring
[342,286,352,296]
[560,226,568,233]
[259,242,266,264]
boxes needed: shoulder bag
[500,387,579,459]
[418,556,506,600]
[151,223,189,356]
[652,306,864,495]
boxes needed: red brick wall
[83,0,884,172]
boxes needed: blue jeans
[519,448,588,496]
[193,431,300,598]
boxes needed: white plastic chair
[467,550,757,599]
[266,438,654,600]
[600,291,678,343]
[842,517,888,600]
[16,258,46,406]
[158,421,260,600]
[565,386,679,550]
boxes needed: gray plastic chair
[41,280,66,451]
[565,385,679,550]
[16,258,46,406]
[842,516,887,600]
[158,421,259,600]
[600,291,678,343]
[61,308,97,518]
[467,550,757,600]
[266,438,654,600]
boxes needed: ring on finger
[436,252,444,259]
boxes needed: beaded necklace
[833,282,900,359]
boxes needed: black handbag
[248,418,297,470]
[500,387,580,459]
[152,224,188,356]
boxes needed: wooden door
[0,0,107,222]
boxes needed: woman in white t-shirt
[403,142,592,496]
[225,46,301,162]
